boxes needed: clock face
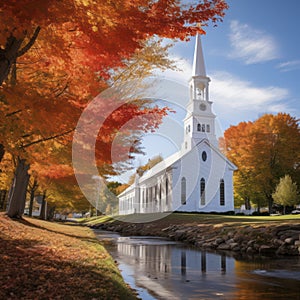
[199,103,206,111]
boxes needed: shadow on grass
[0,236,137,300]
[15,217,98,244]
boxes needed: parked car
[291,209,300,214]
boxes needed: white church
[118,35,237,215]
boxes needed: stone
[285,237,296,244]
[294,240,300,246]
[229,242,239,249]
[232,245,241,251]
[214,238,224,245]
[217,243,231,250]
[247,240,255,246]
[246,247,254,254]
[227,238,235,244]
[259,245,276,255]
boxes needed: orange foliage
[223,113,300,209]
[0,0,228,209]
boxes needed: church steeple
[192,33,206,77]
[189,33,210,103]
[182,34,218,152]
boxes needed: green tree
[272,175,298,214]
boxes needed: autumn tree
[1,0,229,217]
[116,154,164,195]
[272,175,298,214]
[223,113,300,213]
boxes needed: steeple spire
[182,34,218,152]
[189,34,210,102]
[192,34,206,77]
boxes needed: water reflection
[97,232,300,300]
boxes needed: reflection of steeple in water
[181,251,186,278]
[201,251,207,273]
[221,253,226,274]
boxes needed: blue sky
[114,0,300,183]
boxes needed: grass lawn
[0,213,137,300]
[82,212,300,228]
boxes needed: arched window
[181,177,186,205]
[159,183,162,201]
[165,178,169,205]
[206,124,210,133]
[200,178,205,205]
[197,123,201,131]
[220,179,225,206]
[201,124,205,132]
[188,125,190,132]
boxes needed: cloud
[210,71,290,126]
[228,20,279,64]
[153,54,292,127]
[277,60,300,72]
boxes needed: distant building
[119,35,237,215]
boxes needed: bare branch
[21,128,75,149]
[17,26,41,57]
[5,109,22,117]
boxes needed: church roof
[121,138,237,191]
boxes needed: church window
[202,151,207,162]
[206,124,210,133]
[197,123,201,131]
[202,124,205,132]
[220,179,225,206]
[159,183,162,201]
[200,178,205,205]
[188,125,190,132]
[166,178,169,205]
[181,177,186,205]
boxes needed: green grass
[81,212,300,227]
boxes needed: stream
[95,230,300,300]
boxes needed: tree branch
[17,26,41,57]
[21,128,75,149]
[5,109,22,117]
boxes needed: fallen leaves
[0,213,137,299]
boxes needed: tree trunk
[0,36,23,86]
[28,178,38,217]
[39,191,47,220]
[47,206,55,220]
[245,197,251,210]
[267,196,273,214]
[0,28,40,86]
[0,144,4,163]
[0,190,7,210]
[6,158,30,218]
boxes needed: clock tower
[182,34,218,153]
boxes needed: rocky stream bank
[90,221,300,256]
